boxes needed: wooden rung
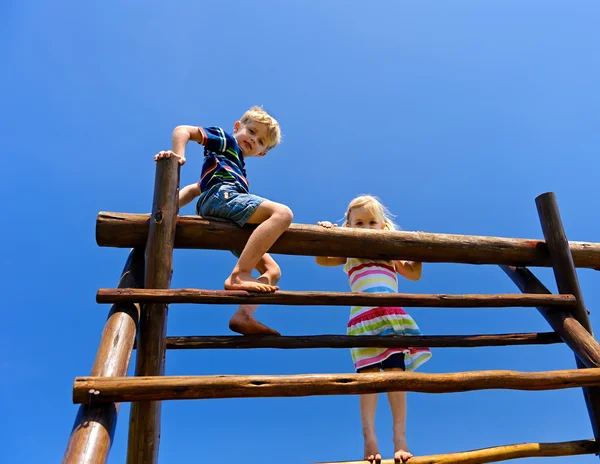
[96,288,577,308]
[74,367,600,404]
[162,332,562,350]
[315,438,598,464]
[96,213,600,269]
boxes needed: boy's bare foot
[225,271,279,292]
[229,313,281,335]
[364,436,381,463]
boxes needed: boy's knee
[265,267,281,285]
[274,204,293,226]
[256,258,281,283]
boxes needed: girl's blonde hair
[343,195,398,231]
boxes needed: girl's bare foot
[393,440,412,462]
[364,435,381,463]
[394,449,412,462]
[229,313,280,335]
[225,271,279,292]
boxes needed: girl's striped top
[343,258,432,372]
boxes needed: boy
[154,106,292,335]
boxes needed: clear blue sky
[2,1,600,463]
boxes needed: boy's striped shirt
[197,126,249,193]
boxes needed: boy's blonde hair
[344,195,398,231]
[240,106,281,151]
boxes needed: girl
[316,195,431,463]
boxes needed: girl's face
[347,205,385,230]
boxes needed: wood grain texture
[74,368,600,403]
[162,332,562,350]
[96,288,577,308]
[63,248,144,464]
[96,213,600,268]
[315,439,598,464]
[126,157,179,464]
[536,192,600,443]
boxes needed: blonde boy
[154,107,292,335]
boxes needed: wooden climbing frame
[63,157,600,463]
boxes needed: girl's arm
[315,256,347,266]
[395,260,422,281]
[315,221,347,266]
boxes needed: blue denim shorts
[196,183,266,257]
[356,353,406,373]
[196,183,266,227]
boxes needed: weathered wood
[536,191,600,444]
[500,266,600,368]
[74,368,600,403]
[502,265,600,447]
[316,439,598,464]
[96,213,600,268]
[63,248,145,464]
[162,332,562,350]
[96,288,577,308]
[127,157,179,464]
[536,192,593,331]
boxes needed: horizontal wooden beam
[96,213,600,268]
[74,368,600,404]
[162,332,562,350]
[316,439,598,464]
[96,288,577,308]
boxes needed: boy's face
[233,121,269,157]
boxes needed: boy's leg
[225,200,293,292]
[358,367,381,462]
[386,368,412,463]
[229,253,281,335]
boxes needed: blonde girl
[316,195,431,463]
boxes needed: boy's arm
[154,125,205,165]
[315,221,347,266]
[395,260,422,281]
[179,182,201,208]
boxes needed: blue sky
[2,1,600,463]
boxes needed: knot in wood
[153,211,164,223]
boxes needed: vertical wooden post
[63,248,145,464]
[127,157,180,464]
[535,192,600,445]
[536,192,592,331]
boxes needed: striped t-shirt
[197,126,249,193]
[343,258,432,372]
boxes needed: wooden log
[95,213,600,268]
[96,288,577,308]
[536,192,593,331]
[502,266,600,452]
[315,438,598,464]
[536,192,600,444]
[63,248,145,464]
[126,157,179,464]
[73,368,600,403]
[162,332,562,350]
[500,266,600,368]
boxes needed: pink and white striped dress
[344,258,432,372]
